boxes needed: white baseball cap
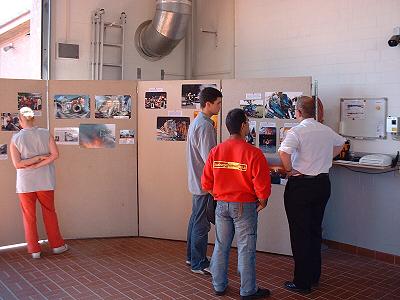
[19,107,34,117]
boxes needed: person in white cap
[9,107,68,259]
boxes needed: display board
[137,80,221,241]
[221,77,312,255]
[0,79,47,247]
[48,80,138,239]
[339,98,387,139]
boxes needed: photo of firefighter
[54,95,90,119]
[245,120,257,145]
[17,92,42,111]
[1,112,20,131]
[265,92,302,119]
[0,144,7,160]
[240,99,264,118]
[259,125,277,153]
[156,117,190,141]
[181,84,217,109]
[95,95,132,119]
[145,92,167,109]
[79,124,116,148]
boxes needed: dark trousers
[284,175,331,289]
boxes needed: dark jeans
[186,194,212,270]
[284,175,331,289]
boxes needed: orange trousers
[18,190,65,253]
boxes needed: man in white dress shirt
[278,96,345,294]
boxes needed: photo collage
[53,94,134,148]
[241,91,303,185]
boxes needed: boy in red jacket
[202,108,272,299]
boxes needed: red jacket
[202,138,271,202]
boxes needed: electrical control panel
[386,116,400,134]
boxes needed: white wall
[235,0,400,154]
[193,0,235,79]
[50,0,186,80]
[0,0,41,79]
[232,0,400,255]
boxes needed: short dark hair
[199,87,222,108]
[226,108,247,135]
[296,96,315,118]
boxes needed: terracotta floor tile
[1,237,400,300]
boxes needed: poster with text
[54,127,79,145]
[1,112,20,131]
[265,92,302,119]
[119,129,135,144]
[259,122,277,153]
[279,123,297,143]
[54,95,90,119]
[79,124,116,148]
[181,84,217,109]
[0,144,7,160]
[95,95,131,119]
[18,92,42,113]
[145,91,167,109]
[156,117,190,141]
[246,121,257,145]
[240,99,264,118]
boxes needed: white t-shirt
[12,127,56,193]
[278,118,346,175]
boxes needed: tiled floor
[1,237,400,300]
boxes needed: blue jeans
[186,194,212,270]
[210,201,258,296]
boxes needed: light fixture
[3,43,15,52]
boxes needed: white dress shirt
[278,118,346,175]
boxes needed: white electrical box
[386,116,400,134]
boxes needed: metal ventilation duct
[135,0,192,61]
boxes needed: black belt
[290,173,328,179]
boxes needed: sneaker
[191,267,211,275]
[240,288,271,299]
[53,244,69,254]
[31,252,41,259]
[186,256,211,266]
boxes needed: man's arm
[25,135,59,169]
[10,142,47,169]
[201,149,215,195]
[252,152,272,212]
[279,150,292,172]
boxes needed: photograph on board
[265,92,302,119]
[1,112,20,131]
[181,84,217,109]
[0,144,7,160]
[245,120,256,145]
[54,127,79,145]
[95,95,132,119]
[79,124,116,148]
[156,117,190,141]
[145,92,167,109]
[54,95,90,119]
[119,129,135,144]
[240,99,264,119]
[259,123,277,153]
[17,92,42,111]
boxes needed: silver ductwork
[135,0,192,61]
